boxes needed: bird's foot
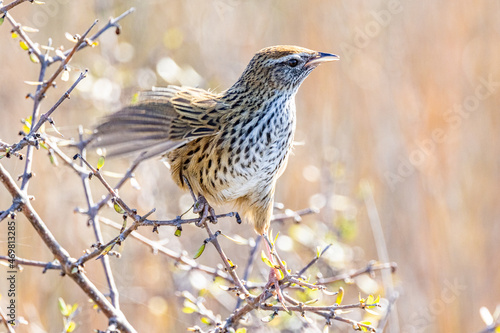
[193,195,218,226]
[263,236,289,311]
[266,267,288,311]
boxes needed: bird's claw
[194,195,218,226]
[267,267,288,312]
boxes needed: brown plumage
[93,45,338,234]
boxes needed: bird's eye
[287,58,299,67]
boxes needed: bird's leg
[193,195,218,226]
[262,233,288,311]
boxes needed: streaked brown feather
[92,86,224,159]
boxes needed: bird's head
[232,45,339,95]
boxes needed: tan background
[1,0,499,332]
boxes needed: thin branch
[47,8,136,65]
[297,243,332,277]
[78,127,120,310]
[317,261,397,285]
[42,138,89,176]
[31,70,88,133]
[9,70,88,155]
[94,152,146,211]
[99,216,235,285]
[271,207,318,223]
[0,201,22,223]
[235,236,261,309]
[32,21,97,102]
[0,0,30,13]
[0,255,62,271]
[202,222,251,298]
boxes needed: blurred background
[1,0,499,332]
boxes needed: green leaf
[359,321,372,332]
[200,317,211,325]
[113,202,125,214]
[182,306,195,314]
[58,297,69,316]
[70,303,78,315]
[174,227,182,237]
[19,40,29,50]
[0,17,4,26]
[221,233,247,245]
[22,116,32,133]
[365,294,379,309]
[96,243,114,259]
[121,216,127,233]
[273,231,280,245]
[182,300,198,313]
[226,258,235,268]
[29,52,40,63]
[336,287,344,305]
[193,243,206,259]
[11,32,18,39]
[276,267,284,280]
[235,328,247,333]
[65,321,76,332]
[97,156,105,170]
[304,298,318,305]
[261,250,274,268]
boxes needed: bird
[92,45,339,236]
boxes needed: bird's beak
[306,52,340,67]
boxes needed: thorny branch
[0,163,136,333]
[0,5,137,332]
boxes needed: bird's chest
[172,98,296,204]
[219,99,296,195]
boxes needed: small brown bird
[93,45,338,235]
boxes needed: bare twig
[47,8,136,65]
[317,260,397,285]
[99,216,235,284]
[0,0,30,13]
[31,70,88,133]
[271,207,318,223]
[202,222,251,298]
[235,236,261,309]
[0,255,62,271]
[297,243,332,277]
[0,163,137,333]
[8,70,88,155]
[77,127,120,309]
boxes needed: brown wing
[92,86,225,160]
